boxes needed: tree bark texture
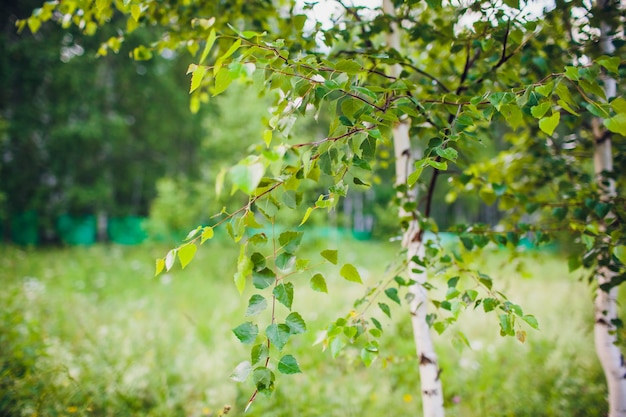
[383,1,445,416]
[593,1,626,415]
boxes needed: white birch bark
[593,1,626,415]
[383,1,445,415]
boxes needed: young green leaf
[165,249,176,271]
[245,294,268,317]
[252,367,275,394]
[178,243,197,269]
[273,282,294,309]
[285,312,307,334]
[321,249,338,264]
[200,226,213,244]
[234,245,253,294]
[199,28,217,64]
[230,360,252,382]
[278,354,302,374]
[378,302,391,318]
[340,263,362,283]
[299,207,315,226]
[310,273,328,293]
[189,65,207,94]
[251,343,269,365]
[384,288,401,305]
[155,258,165,276]
[232,322,258,344]
[522,315,539,329]
[266,323,290,351]
[253,268,276,289]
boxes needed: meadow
[0,235,608,416]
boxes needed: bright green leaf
[230,162,265,194]
[189,65,207,93]
[200,29,217,63]
[178,243,197,269]
[340,263,362,283]
[299,207,315,226]
[155,258,165,276]
[539,112,560,135]
[321,249,338,264]
[604,114,626,136]
[310,273,328,293]
[213,67,233,96]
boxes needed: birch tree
[23,0,625,415]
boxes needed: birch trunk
[593,1,626,415]
[383,1,444,415]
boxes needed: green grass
[0,237,609,416]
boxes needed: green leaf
[360,344,378,367]
[200,29,217,63]
[213,67,233,96]
[230,360,252,382]
[407,164,425,186]
[155,258,165,276]
[427,159,448,170]
[613,246,626,264]
[335,59,362,74]
[321,249,338,264]
[539,112,560,135]
[482,297,498,312]
[253,268,275,289]
[610,97,626,114]
[278,354,302,374]
[384,288,401,305]
[165,249,176,271]
[479,273,493,290]
[310,273,328,293]
[299,207,315,226]
[234,245,252,294]
[230,162,265,194]
[214,38,242,75]
[273,282,294,309]
[597,56,621,74]
[245,294,268,317]
[279,231,304,253]
[435,147,458,161]
[266,323,290,351]
[232,322,258,344]
[178,243,197,269]
[604,114,626,136]
[252,367,275,393]
[251,343,269,364]
[189,64,207,93]
[285,312,307,334]
[200,226,214,243]
[522,315,539,330]
[531,101,551,119]
[340,263,362,283]
[378,302,391,318]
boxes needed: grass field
[0,235,610,416]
